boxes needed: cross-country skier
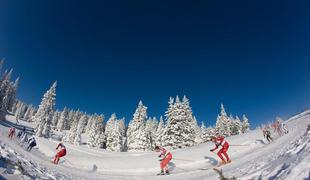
[8,127,16,139]
[155,146,172,175]
[27,137,37,151]
[210,136,231,166]
[53,142,67,164]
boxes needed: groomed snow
[1,111,310,180]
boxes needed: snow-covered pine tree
[57,107,69,131]
[74,114,88,145]
[0,68,16,117]
[241,114,250,133]
[106,114,124,152]
[81,115,90,133]
[118,117,126,137]
[8,77,19,112]
[93,115,106,148]
[66,109,75,130]
[155,116,165,146]
[215,104,232,137]
[11,100,19,114]
[230,116,242,135]
[145,117,158,150]
[88,115,105,148]
[85,114,96,134]
[126,101,148,152]
[63,111,83,143]
[161,96,197,149]
[23,104,34,121]
[118,117,126,150]
[200,122,210,142]
[105,113,117,138]
[15,102,27,121]
[193,116,203,144]
[51,111,60,128]
[33,81,57,138]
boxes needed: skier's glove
[210,149,214,152]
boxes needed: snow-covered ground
[1,111,310,180]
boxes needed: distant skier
[210,136,231,166]
[27,137,37,151]
[155,146,172,175]
[17,130,23,139]
[263,129,273,143]
[53,142,67,164]
[22,126,26,134]
[282,123,289,134]
[8,127,16,139]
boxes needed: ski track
[1,111,310,180]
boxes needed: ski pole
[63,157,74,166]
[173,158,196,162]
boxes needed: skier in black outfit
[263,129,273,143]
[17,131,23,139]
[27,137,37,151]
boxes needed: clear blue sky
[1,0,310,127]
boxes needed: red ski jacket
[211,137,229,151]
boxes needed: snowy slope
[1,111,310,180]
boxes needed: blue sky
[1,0,310,127]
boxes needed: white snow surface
[1,111,310,180]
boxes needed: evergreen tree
[74,114,88,145]
[106,115,124,152]
[57,107,69,131]
[23,104,34,121]
[63,111,83,143]
[118,117,126,150]
[85,114,96,134]
[15,102,27,121]
[193,116,203,144]
[105,113,117,139]
[88,115,105,148]
[126,101,148,151]
[200,122,210,142]
[155,116,165,146]
[241,114,250,133]
[161,96,197,149]
[51,111,60,128]
[145,117,158,150]
[33,82,57,138]
[230,116,242,135]
[215,104,232,137]
[66,110,75,130]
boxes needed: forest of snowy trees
[0,60,19,119]
[1,59,251,152]
[19,89,250,151]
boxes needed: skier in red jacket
[8,127,16,139]
[155,146,173,175]
[210,136,231,166]
[53,143,67,164]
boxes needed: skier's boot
[157,170,165,175]
[217,160,226,167]
[226,159,232,164]
[165,170,170,175]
